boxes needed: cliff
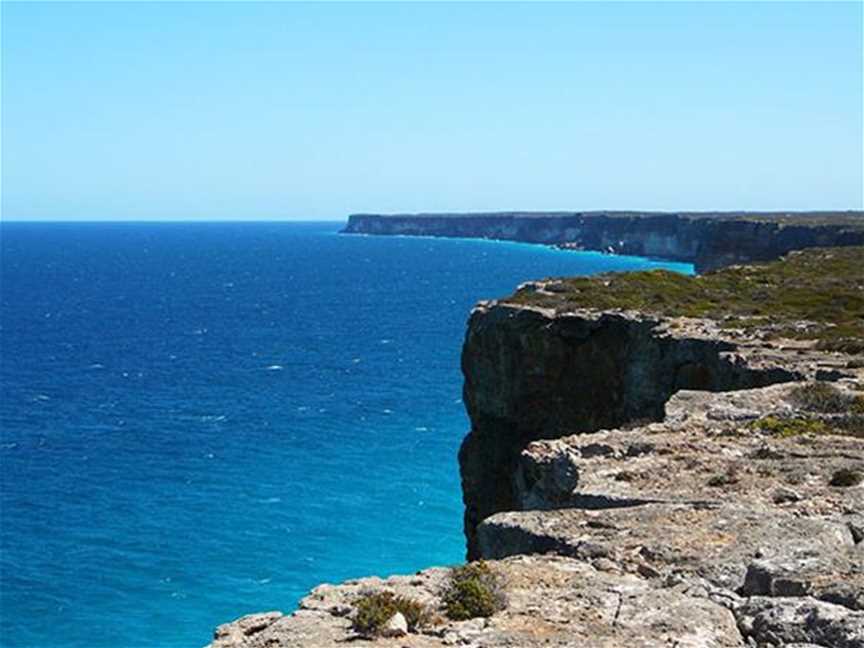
[208,247,864,648]
[460,246,864,558]
[342,211,864,272]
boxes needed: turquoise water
[0,222,692,648]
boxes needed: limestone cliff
[459,305,804,559]
[208,247,864,648]
[460,246,864,559]
[342,211,864,272]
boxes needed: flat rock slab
[736,596,864,648]
[517,383,864,519]
[741,550,864,611]
[477,504,856,591]
[207,555,744,648]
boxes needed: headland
[208,216,864,647]
[342,211,864,273]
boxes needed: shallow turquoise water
[0,222,692,647]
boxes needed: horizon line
[4,207,864,224]
[0,218,349,224]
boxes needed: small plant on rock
[750,416,830,438]
[351,591,430,637]
[443,561,506,621]
[750,413,864,440]
[829,467,864,488]
[789,382,861,413]
[707,464,740,488]
[836,415,864,439]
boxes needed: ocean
[0,221,692,648]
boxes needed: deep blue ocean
[0,222,692,648]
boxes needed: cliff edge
[208,247,863,648]
[460,246,864,558]
[342,211,864,273]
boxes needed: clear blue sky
[2,1,862,221]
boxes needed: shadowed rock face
[342,211,864,272]
[459,304,817,559]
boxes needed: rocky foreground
[209,247,864,648]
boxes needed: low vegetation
[728,212,864,228]
[507,246,864,350]
[789,382,864,413]
[755,416,863,440]
[751,416,831,438]
[351,591,431,637]
[443,561,507,621]
[746,383,864,440]
[829,467,864,488]
[707,465,741,487]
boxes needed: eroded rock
[735,596,864,648]
[207,555,745,648]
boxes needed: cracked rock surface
[209,555,745,648]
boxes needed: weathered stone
[740,550,864,610]
[478,504,854,590]
[457,304,838,558]
[735,596,864,647]
[510,384,864,518]
[207,555,745,648]
[382,611,408,637]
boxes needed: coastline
[207,229,864,647]
[339,229,697,273]
[342,211,864,273]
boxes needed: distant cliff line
[341,211,864,273]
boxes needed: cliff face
[459,304,820,559]
[459,247,864,557]
[208,247,864,648]
[342,212,864,272]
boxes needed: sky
[1,1,862,221]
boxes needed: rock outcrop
[209,553,755,647]
[459,305,826,558]
[475,383,863,585]
[342,211,864,273]
[459,247,864,561]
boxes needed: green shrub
[352,591,430,637]
[835,415,864,438]
[707,465,740,487]
[505,246,864,352]
[750,416,830,438]
[750,409,864,439]
[395,595,432,630]
[443,561,506,621]
[829,467,864,488]
[789,382,861,413]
